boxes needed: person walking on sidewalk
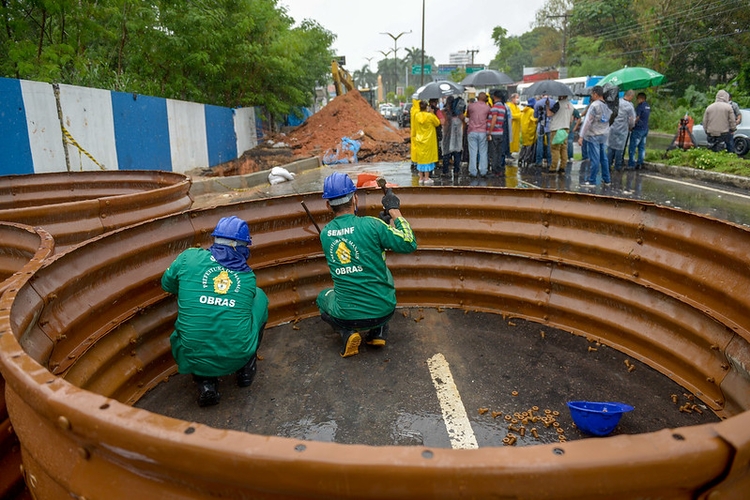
[317,173,418,358]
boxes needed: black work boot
[196,377,220,407]
[365,323,389,347]
[339,330,361,358]
[236,356,257,388]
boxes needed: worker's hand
[378,210,392,225]
[382,189,400,211]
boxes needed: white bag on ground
[268,167,296,185]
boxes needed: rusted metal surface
[0,170,193,251]
[0,222,53,500]
[0,187,749,498]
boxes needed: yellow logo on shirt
[213,271,232,294]
[335,241,352,264]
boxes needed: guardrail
[0,170,192,251]
[0,187,748,498]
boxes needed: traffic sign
[411,64,432,75]
[465,65,486,74]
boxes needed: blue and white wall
[0,77,263,176]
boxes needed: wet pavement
[136,308,718,448]
[193,157,750,228]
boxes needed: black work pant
[488,134,505,173]
[320,310,394,332]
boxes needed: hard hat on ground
[323,172,356,206]
[211,216,251,245]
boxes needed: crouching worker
[161,216,269,407]
[317,172,418,358]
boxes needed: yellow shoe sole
[340,332,361,358]
[366,338,386,347]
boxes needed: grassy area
[646,148,750,177]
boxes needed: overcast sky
[280,0,547,72]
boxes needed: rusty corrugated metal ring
[0,170,192,251]
[0,222,54,499]
[0,187,749,498]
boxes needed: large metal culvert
[0,222,54,499]
[0,170,192,251]
[0,187,749,499]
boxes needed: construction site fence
[0,76,262,176]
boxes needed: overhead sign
[465,65,486,73]
[412,64,432,75]
[438,65,458,74]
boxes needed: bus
[557,76,603,110]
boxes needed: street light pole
[377,50,393,100]
[420,0,425,87]
[380,30,411,98]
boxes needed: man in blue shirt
[628,92,651,169]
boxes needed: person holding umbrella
[413,100,441,185]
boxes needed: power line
[575,0,742,44]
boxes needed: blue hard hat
[322,172,356,206]
[211,216,251,244]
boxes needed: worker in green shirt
[162,216,269,407]
[317,172,418,358]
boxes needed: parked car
[692,108,749,156]
[398,103,413,128]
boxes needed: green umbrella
[598,67,666,91]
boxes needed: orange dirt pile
[206,90,410,177]
[287,90,409,162]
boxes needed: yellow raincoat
[520,105,538,147]
[508,101,522,153]
[412,108,441,165]
[410,98,419,163]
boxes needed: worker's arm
[379,191,417,253]
[161,252,184,294]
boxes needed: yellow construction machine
[331,60,354,96]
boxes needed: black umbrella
[413,81,464,100]
[460,69,514,87]
[521,79,574,97]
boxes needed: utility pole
[466,49,479,65]
[380,30,412,98]
[548,12,570,73]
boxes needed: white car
[692,108,749,156]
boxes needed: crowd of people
[406,83,658,186]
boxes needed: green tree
[0,0,335,118]
[490,26,558,79]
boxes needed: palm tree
[353,64,377,89]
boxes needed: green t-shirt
[318,213,417,320]
[161,248,268,377]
